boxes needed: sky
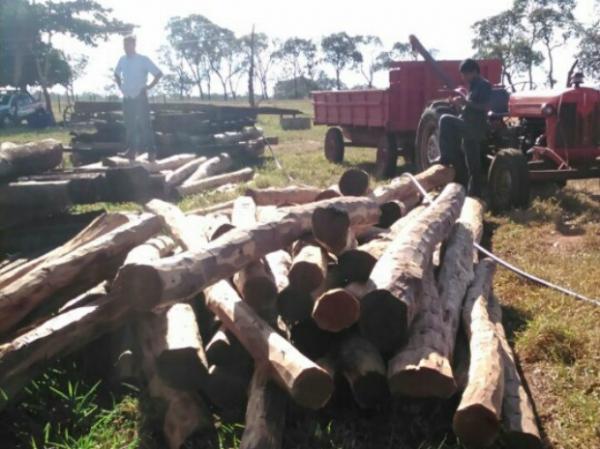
[54,0,598,95]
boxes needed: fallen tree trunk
[453,259,504,448]
[113,196,381,310]
[0,139,63,179]
[0,212,129,289]
[338,168,370,196]
[0,213,163,336]
[176,167,254,197]
[490,294,542,449]
[337,333,389,408]
[360,184,464,353]
[164,156,208,188]
[387,266,456,398]
[245,185,321,206]
[181,152,232,186]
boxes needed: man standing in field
[438,58,492,197]
[114,35,163,162]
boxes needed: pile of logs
[0,164,542,449]
[68,101,296,165]
[0,140,256,230]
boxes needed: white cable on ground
[400,172,600,308]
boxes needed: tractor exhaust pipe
[409,34,456,89]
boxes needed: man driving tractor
[438,58,492,198]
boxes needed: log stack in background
[0,164,542,449]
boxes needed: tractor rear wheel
[487,148,530,213]
[374,134,398,179]
[415,105,452,171]
[324,127,344,163]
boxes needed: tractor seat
[488,87,510,120]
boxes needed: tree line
[0,0,598,114]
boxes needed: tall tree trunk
[336,69,341,90]
[545,43,555,88]
[248,25,256,107]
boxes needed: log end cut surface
[312,288,360,332]
[312,206,350,254]
[290,366,334,410]
[113,263,163,310]
[337,250,377,283]
[338,168,370,197]
[453,404,501,448]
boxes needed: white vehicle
[0,89,51,128]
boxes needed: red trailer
[312,59,502,177]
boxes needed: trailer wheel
[374,134,398,179]
[488,148,530,213]
[415,106,451,171]
[324,127,344,163]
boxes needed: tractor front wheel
[374,134,398,179]
[487,148,530,213]
[324,127,344,163]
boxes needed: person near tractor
[114,35,163,162]
[438,58,492,197]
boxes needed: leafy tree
[321,32,362,90]
[254,35,279,99]
[373,41,417,72]
[273,72,339,99]
[158,45,194,99]
[356,35,383,88]
[577,21,600,81]
[274,37,317,98]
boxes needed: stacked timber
[0,164,542,449]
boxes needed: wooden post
[360,184,464,353]
[453,259,504,448]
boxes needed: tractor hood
[509,86,600,117]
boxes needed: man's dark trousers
[123,91,156,159]
[438,114,482,197]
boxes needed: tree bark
[164,156,208,188]
[0,214,162,336]
[453,259,504,449]
[338,168,370,196]
[370,164,454,205]
[337,333,389,408]
[360,184,464,353]
[204,279,333,409]
[245,186,322,206]
[181,153,232,186]
[112,196,381,311]
[490,294,542,449]
[387,266,456,398]
[176,168,254,197]
[0,212,129,290]
[288,239,328,293]
[0,138,63,179]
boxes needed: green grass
[2,100,600,449]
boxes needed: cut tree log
[204,363,251,419]
[186,199,235,216]
[360,184,464,353]
[288,239,328,293]
[0,235,177,410]
[0,212,129,289]
[204,279,333,409]
[453,259,504,449]
[377,199,407,228]
[0,213,163,336]
[103,153,197,173]
[490,295,542,449]
[58,281,109,313]
[112,195,381,310]
[371,164,454,205]
[338,206,426,283]
[311,198,380,254]
[164,156,208,188]
[312,288,360,332]
[435,197,484,358]
[290,318,336,361]
[337,333,389,408]
[152,303,209,390]
[245,185,321,206]
[338,168,370,196]
[0,139,63,179]
[176,167,254,197]
[387,266,456,398]
[231,196,277,320]
[181,152,232,186]
[205,325,252,368]
[315,184,341,201]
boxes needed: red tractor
[314,36,600,211]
